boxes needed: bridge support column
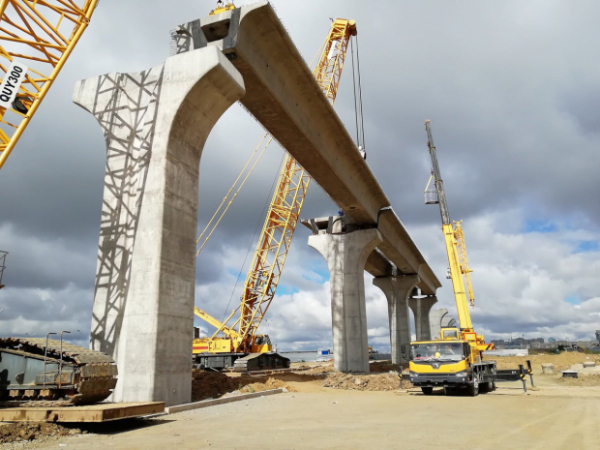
[373,275,420,365]
[409,296,438,341]
[308,228,382,373]
[73,47,245,406]
[429,308,448,341]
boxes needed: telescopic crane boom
[424,119,474,332]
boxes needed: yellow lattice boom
[197,18,358,353]
[0,0,98,171]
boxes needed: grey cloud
[1,0,599,347]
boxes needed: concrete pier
[429,308,448,341]
[373,275,420,365]
[73,47,245,406]
[308,229,382,373]
[409,296,438,342]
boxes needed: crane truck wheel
[468,376,480,397]
[421,387,433,396]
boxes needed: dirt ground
[0,422,83,446]
[493,351,600,371]
[7,354,600,449]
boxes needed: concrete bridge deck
[174,1,440,295]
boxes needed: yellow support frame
[198,18,357,353]
[0,0,98,171]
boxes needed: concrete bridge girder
[174,2,441,296]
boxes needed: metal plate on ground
[0,402,164,423]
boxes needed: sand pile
[493,351,600,372]
[557,374,600,387]
[292,362,333,375]
[192,370,241,402]
[370,361,403,373]
[191,370,296,401]
[0,422,82,445]
[323,372,407,391]
[239,377,296,394]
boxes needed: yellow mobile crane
[408,120,496,396]
[193,15,358,371]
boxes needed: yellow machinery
[210,1,235,16]
[0,2,120,406]
[408,120,496,396]
[0,0,98,172]
[193,14,357,371]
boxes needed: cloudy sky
[1,0,599,352]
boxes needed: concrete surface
[173,2,440,295]
[409,296,437,341]
[33,388,600,450]
[373,275,419,364]
[73,47,245,406]
[165,389,284,414]
[308,229,382,373]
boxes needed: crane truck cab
[409,328,497,396]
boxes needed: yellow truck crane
[193,14,357,372]
[408,120,496,396]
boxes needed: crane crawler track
[0,338,117,405]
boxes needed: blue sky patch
[564,294,581,306]
[522,219,558,234]
[302,267,330,283]
[277,284,300,296]
[573,240,599,253]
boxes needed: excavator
[0,0,117,405]
[408,120,496,396]
[192,11,358,372]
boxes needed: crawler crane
[193,13,358,371]
[0,1,118,405]
[408,120,496,396]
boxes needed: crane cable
[350,35,366,157]
[195,38,327,256]
[195,133,272,257]
[220,149,287,324]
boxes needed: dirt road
[25,383,600,450]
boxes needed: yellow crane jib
[0,0,99,172]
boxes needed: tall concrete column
[409,296,438,342]
[429,308,448,341]
[308,229,382,373]
[373,275,420,365]
[73,47,245,406]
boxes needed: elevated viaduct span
[75,2,440,405]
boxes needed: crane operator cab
[409,329,497,397]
